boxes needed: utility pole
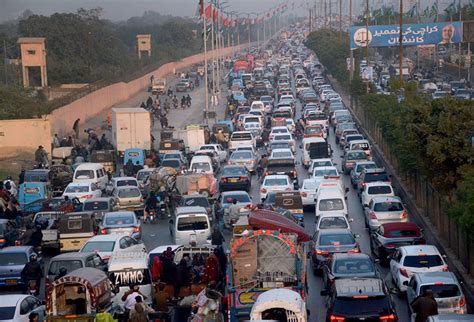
[248,14,251,53]
[349,0,354,81]
[324,0,327,27]
[203,2,209,124]
[3,40,7,85]
[365,0,370,93]
[257,17,260,48]
[339,0,342,41]
[399,0,404,83]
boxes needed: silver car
[363,196,407,231]
[227,150,257,173]
[112,186,144,214]
[100,211,142,240]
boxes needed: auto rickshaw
[90,150,115,173]
[46,267,115,321]
[124,148,145,166]
[274,192,304,226]
[159,139,185,159]
[59,212,98,252]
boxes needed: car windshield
[222,167,246,176]
[355,163,377,173]
[274,135,291,140]
[177,216,209,231]
[368,186,392,195]
[303,180,318,190]
[333,297,392,316]
[264,178,288,186]
[48,260,83,275]
[319,217,349,229]
[136,171,151,181]
[65,185,89,193]
[373,201,403,212]
[319,199,344,211]
[0,253,28,266]
[0,307,16,320]
[180,198,209,208]
[231,151,252,160]
[312,161,332,168]
[348,152,367,160]
[82,241,115,252]
[118,188,141,198]
[333,258,375,274]
[272,151,292,158]
[314,169,338,177]
[365,173,389,182]
[191,163,211,172]
[420,284,460,298]
[116,180,137,187]
[272,128,287,134]
[83,201,109,211]
[223,194,251,204]
[385,229,419,238]
[75,170,94,179]
[319,233,355,246]
[162,160,180,168]
[270,143,290,149]
[306,127,322,134]
[403,255,443,267]
[163,154,180,159]
[105,215,135,225]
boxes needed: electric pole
[399,0,404,83]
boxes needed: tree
[446,167,474,238]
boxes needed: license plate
[6,279,17,285]
[229,179,238,183]
[127,207,135,211]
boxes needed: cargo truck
[111,108,152,157]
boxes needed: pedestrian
[34,146,48,168]
[66,136,74,147]
[72,118,80,140]
[130,296,154,322]
[146,96,153,107]
[151,256,162,282]
[257,154,268,179]
[28,312,39,322]
[175,258,191,298]
[19,168,25,185]
[202,253,220,284]
[411,289,438,322]
[211,226,225,246]
[52,134,60,148]
[95,303,116,322]
[122,285,145,310]
[154,283,169,312]
[133,161,143,174]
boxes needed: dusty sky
[0,0,305,22]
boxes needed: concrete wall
[0,118,51,160]
[50,44,245,135]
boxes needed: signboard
[350,22,462,49]
[361,66,373,81]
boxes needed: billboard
[350,22,462,49]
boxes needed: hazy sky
[0,0,302,22]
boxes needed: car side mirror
[354,234,360,238]
[320,289,329,296]
[348,218,354,222]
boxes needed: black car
[322,253,378,289]
[311,229,360,274]
[178,194,214,220]
[321,277,397,322]
[219,165,251,192]
[370,222,425,265]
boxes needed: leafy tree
[445,167,474,238]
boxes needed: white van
[189,155,214,174]
[301,137,330,167]
[171,207,211,246]
[229,131,255,151]
[315,187,348,218]
[108,251,153,305]
[250,101,265,113]
[73,163,109,191]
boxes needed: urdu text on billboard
[350,22,462,49]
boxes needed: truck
[174,125,208,154]
[151,78,166,95]
[226,229,307,321]
[233,60,250,73]
[111,108,151,157]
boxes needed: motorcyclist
[172,95,179,109]
[186,94,192,106]
[164,99,170,112]
[216,130,227,147]
[181,96,186,109]
[144,191,158,222]
[20,254,43,293]
[227,199,242,226]
[34,146,48,168]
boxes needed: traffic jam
[1,24,472,322]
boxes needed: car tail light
[385,243,396,249]
[83,194,93,199]
[459,297,466,307]
[291,170,297,177]
[300,192,307,197]
[247,160,254,164]
[221,178,227,183]
[100,228,107,234]
[260,188,267,193]
[102,256,111,263]
[227,161,233,165]
[0,239,5,244]
[442,265,449,272]
[134,226,141,233]
[264,171,269,176]
[330,315,345,321]
[370,211,377,220]
[379,314,396,322]
[349,248,360,253]
[400,267,409,277]
[240,176,247,181]
[401,210,408,219]
[316,250,329,255]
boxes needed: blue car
[0,246,41,287]
[124,148,145,166]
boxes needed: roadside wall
[50,45,244,135]
[0,118,51,159]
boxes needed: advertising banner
[350,22,462,49]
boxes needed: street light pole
[365,0,369,93]
[399,0,404,83]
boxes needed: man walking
[411,289,438,322]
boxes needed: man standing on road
[258,155,268,179]
[72,118,80,140]
[411,289,438,322]
[211,226,225,247]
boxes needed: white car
[307,158,334,174]
[315,212,352,230]
[271,133,296,153]
[270,148,294,160]
[80,234,146,262]
[269,126,290,141]
[106,176,139,195]
[0,294,45,322]
[300,178,319,206]
[199,144,228,163]
[312,166,339,179]
[260,175,292,200]
[390,245,448,292]
[360,181,395,207]
[62,182,102,203]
